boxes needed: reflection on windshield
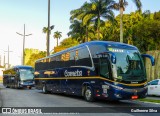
[109,49,145,81]
[19,69,34,80]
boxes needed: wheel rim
[85,89,92,100]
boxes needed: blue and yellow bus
[34,41,154,101]
[3,65,35,89]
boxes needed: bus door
[97,53,111,79]
[98,53,113,96]
[99,57,110,78]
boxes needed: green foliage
[26,51,46,68]
[154,11,160,20]
[53,37,79,53]
[132,19,160,52]
[59,37,79,48]
[69,0,115,41]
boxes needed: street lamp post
[46,0,54,56]
[47,0,51,56]
[16,24,32,65]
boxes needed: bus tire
[4,85,9,88]
[42,84,48,94]
[17,81,20,89]
[84,86,94,102]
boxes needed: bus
[34,41,155,101]
[3,65,35,89]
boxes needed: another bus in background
[3,65,34,89]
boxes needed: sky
[0,0,160,66]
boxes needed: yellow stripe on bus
[34,76,147,87]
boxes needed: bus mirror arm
[141,54,155,66]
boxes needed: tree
[42,26,54,56]
[82,0,115,40]
[70,2,94,42]
[132,19,160,52]
[154,11,160,20]
[68,20,87,43]
[114,0,142,43]
[54,37,79,53]
[70,0,115,41]
[53,31,62,47]
[26,51,46,67]
[42,27,49,54]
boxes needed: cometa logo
[64,70,82,77]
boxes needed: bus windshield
[19,69,34,80]
[109,48,146,81]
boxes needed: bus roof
[4,65,33,71]
[36,41,138,62]
[13,65,33,69]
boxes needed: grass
[138,98,160,104]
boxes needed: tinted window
[76,47,92,67]
[149,80,159,85]
[89,45,106,58]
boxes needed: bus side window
[70,51,76,67]
[76,47,92,67]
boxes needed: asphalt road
[0,83,160,116]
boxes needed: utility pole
[4,53,5,68]
[4,45,12,69]
[16,24,32,65]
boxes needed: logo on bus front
[64,70,82,77]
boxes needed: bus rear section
[3,65,35,89]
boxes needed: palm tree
[53,31,62,47]
[42,27,49,53]
[82,0,115,40]
[114,0,142,43]
[70,2,93,42]
[68,20,86,43]
[70,0,115,41]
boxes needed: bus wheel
[84,87,94,102]
[42,84,48,94]
[17,82,20,89]
[4,85,9,88]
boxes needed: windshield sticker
[108,48,124,53]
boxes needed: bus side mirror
[141,54,155,66]
[110,52,116,64]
